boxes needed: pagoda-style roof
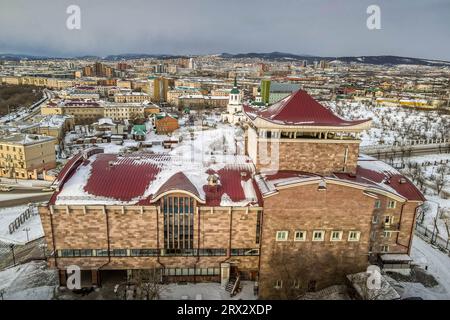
[244,89,371,130]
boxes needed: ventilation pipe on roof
[318,179,327,191]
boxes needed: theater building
[39,89,424,299]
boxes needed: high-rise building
[260,79,271,104]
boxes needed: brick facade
[257,181,420,299]
[255,140,360,174]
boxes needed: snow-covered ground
[160,281,256,300]
[0,261,57,300]
[0,205,44,245]
[389,236,450,300]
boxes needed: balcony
[382,223,400,230]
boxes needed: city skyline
[1,0,450,60]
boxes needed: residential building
[0,134,56,179]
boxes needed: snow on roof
[244,89,371,127]
[380,254,412,262]
[53,152,260,207]
[53,126,261,207]
[347,271,400,300]
[98,117,114,125]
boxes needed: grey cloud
[0,0,449,60]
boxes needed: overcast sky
[0,0,449,60]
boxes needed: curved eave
[150,189,206,204]
[263,176,408,202]
[248,115,372,132]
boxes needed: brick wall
[255,140,359,174]
[258,182,374,299]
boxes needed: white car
[0,185,14,192]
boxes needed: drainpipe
[220,207,233,265]
[407,203,424,254]
[194,205,201,283]
[97,206,112,286]
[156,206,166,274]
[49,206,58,269]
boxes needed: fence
[0,237,46,271]
[415,222,450,253]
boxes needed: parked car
[0,185,14,192]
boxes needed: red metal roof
[53,151,261,207]
[83,154,161,201]
[244,89,370,126]
[152,172,200,201]
[334,166,425,202]
[203,167,261,206]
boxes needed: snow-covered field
[327,101,449,147]
[0,261,57,300]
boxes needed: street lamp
[10,244,16,266]
[23,227,31,243]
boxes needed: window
[374,200,381,209]
[231,248,259,256]
[274,280,283,289]
[384,216,394,225]
[387,200,396,209]
[383,231,393,238]
[330,231,343,241]
[294,230,306,241]
[255,211,262,244]
[111,249,127,256]
[348,231,361,242]
[372,215,378,224]
[312,231,325,241]
[381,245,389,253]
[276,231,288,241]
[292,280,300,289]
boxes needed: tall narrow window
[163,195,194,250]
[256,211,262,244]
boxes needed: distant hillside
[103,53,188,60]
[220,52,450,67]
[1,52,449,67]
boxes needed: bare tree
[132,268,165,300]
[435,164,448,196]
[266,244,340,299]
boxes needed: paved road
[0,191,53,207]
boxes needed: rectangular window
[374,200,381,209]
[383,231,393,238]
[96,249,109,257]
[348,231,361,242]
[372,215,378,224]
[381,245,389,253]
[111,249,127,256]
[256,210,262,244]
[294,230,306,241]
[274,280,283,289]
[330,231,343,241]
[384,216,394,225]
[387,200,396,209]
[276,231,288,241]
[292,280,300,289]
[312,231,325,241]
